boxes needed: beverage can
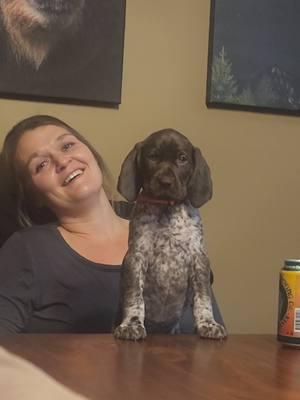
[278,259,300,346]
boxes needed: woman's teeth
[64,169,83,185]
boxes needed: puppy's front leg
[192,253,227,340]
[114,252,147,340]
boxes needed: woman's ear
[117,143,142,202]
[187,147,213,208]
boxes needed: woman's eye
[62,142,74,152]
[35,160,48,173]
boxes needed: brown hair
[1,115,116,227]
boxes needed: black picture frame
[0,0,126,108]
[206,0,300,116]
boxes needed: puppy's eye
[177,154,188,164]
[147,152,159,161]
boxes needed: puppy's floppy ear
[187,147,213,208]
[117,143,142,202]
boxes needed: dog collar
[136,193,179,206]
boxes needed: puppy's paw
[114,320,146,341]
[196,319,227,340]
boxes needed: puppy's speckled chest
[128,203,204,321]
[129,203,202,256]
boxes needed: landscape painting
[206,0,300,115]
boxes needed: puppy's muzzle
[149,166,185,200]
[156,173,173,188]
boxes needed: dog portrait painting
[114,129,227,340]
[0,0,126,105]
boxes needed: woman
[0,115,224,334]
[0,115,131,333]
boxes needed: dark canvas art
[206,0,300,115]
[0,0,126,106]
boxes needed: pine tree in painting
[210,46,238,102]
[254,75,279,106]
[236,87,256,106]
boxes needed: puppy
[114,129,227,340]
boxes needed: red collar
[136,193,179,206]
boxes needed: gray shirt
[0,224,122,333]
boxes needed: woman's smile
[63,168,84,186]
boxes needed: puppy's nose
[158,175,173,187]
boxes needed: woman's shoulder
[2,224,58,248]
[0,225,60,270]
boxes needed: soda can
[278,259,300,346]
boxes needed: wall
[1,0,300,333]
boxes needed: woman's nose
[53,152,71,172]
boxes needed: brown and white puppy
[0,0,85,68]
[114,129,227,340]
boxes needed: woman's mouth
[63,169,84,186]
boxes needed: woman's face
[15,124,104,214]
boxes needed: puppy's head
[118,129,212,208]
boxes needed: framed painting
[0,0,126,107]
[206,0,300,116]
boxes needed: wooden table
[0,334,299,400]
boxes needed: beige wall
[0,0,299,333]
